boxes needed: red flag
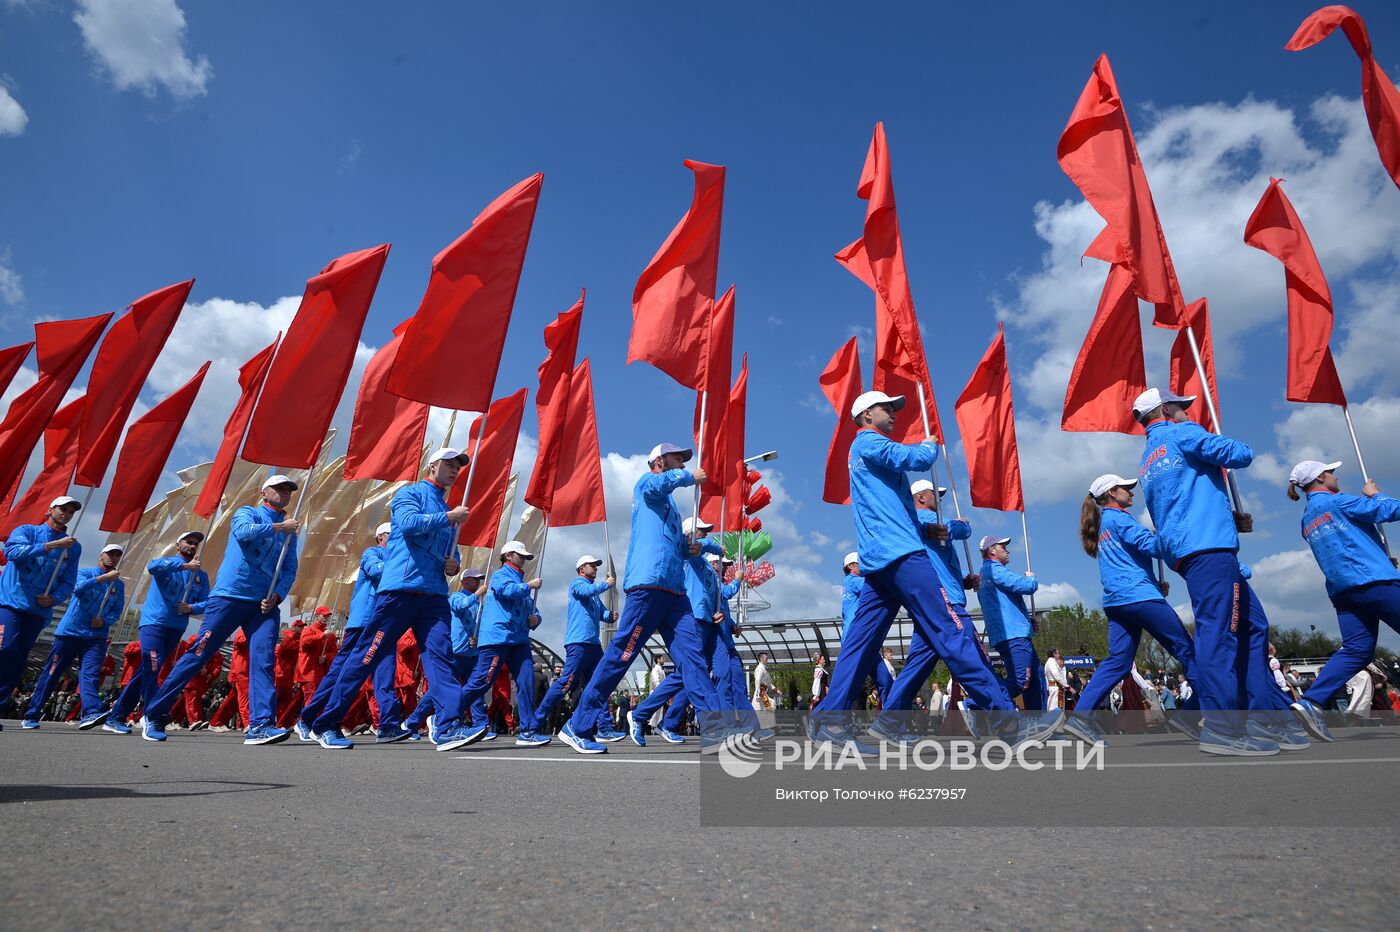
[524,292,585,512]
[1170,298,1221,429]
[1058,55,1188,329]
[0,341,32,400]
[1288,6,1400,189]
[1062,263,1147,434]
[243,244,390,468]
[692,286,735,497]
[550,359,607,528]
[101,363,211,533]
[820,338,864,505]
[700,355,748,530]
[627,160,724,389]
[344,319,431,482]
[453,389,527,547]
[0,313,111,505]
[75,279,193,487]
[1243,178,1348,406]
[0,396,87,544]
[954,325,1024,513]
[388,174,543,410]
[194,337,278,519]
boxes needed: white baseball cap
[843,551,859,568]
[647,442,693,464]
[101,543,124,555]
[428,447,470,466]
[263,474,299,491]
[1089,474,1138,498]
[501,540,535,559]
[850,390,906,421]
[1132,387,1195,418]
[576,554,603,570]
[706,554,735,565]
[375,522,392,537]
[682,516,714,535]
[978,534,1012,551]
[50,495,82,510]
[461,566,486,579]
[1289,460,1342,488]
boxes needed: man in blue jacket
[140,476,302,745]
[841,552,863,628]
[978,534,1046,711]
[105,529,210,734]
[1134,387,1306,754]
[22,543,125,730]
[535,554,615,737]
[818,392,1054,752]
[459,541,551,746]
[311,449,478,752]
[404,565,486,740]
[559,442,726,754]
[0,495,83,721]
[707,553,766,737]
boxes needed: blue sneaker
[866,717,918,747]
[103,716,131,735]
[558,720,607,755]
[436,723,488,752]
[405,730,422,741]
[657,727,687,744]
[515,730,551,747]
[77,708,110,731]
[317,729,353,750]
[596,726,626,743]
[961,704,983,740]
[1291,699,1336,742]
[626,710,646,747]
[294,720,317,743]
[426,714,440,745]
[1165,714,1202,742]
[481,729,498,742]
[140,716,166,742]
[1000,709,1066,749]
[21,719,40,730]
[1248,718,1309,751]
[748,726,776,743]
[376,726,412,745]
[1199,727,1280,757]
[1061,714,1108,747]
[810,724,880,758]
[244,725,290,746]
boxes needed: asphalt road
[2,721,1397,929]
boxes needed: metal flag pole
[1020,509,1037,622]
[1343,404,1391,556]
[264,438,328,604]
[445,410,489,561]
[691,390,708,544]
[913,382,946,526]
[530,514,550,609]
[42,485,97,597]
[90,536,127,626]
[938,443,977,575]
[1181,325,1244,514]
[180,509,220,603]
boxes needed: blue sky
[1,1,1399,649]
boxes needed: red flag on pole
[75,279,193,488]
[0,396,87,542]
[820,337,864,505]
[194,337,279,520]
[1288,6,1400,189]
[1170,298,1221,429]
[703,355,748,530]
[1062,263,1147,434]
[344,319,431,482]
[627,160,724,390]
[388,174,543,411]
[0,313,111,505]
[243,244,390,468]
[524,292,585,512]
[550,359,607,529]
[1243,178,1348,406]
[692,286,735,497]
[1058,55,1188,329]
[0,341,33,400]
[955,325,1025,513]
[101,362,211,533]
[453,389,527,547]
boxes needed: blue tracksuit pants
[0,606,51,708]
[994,637,1047,711]
[24,634,106,719]
[147,597,278,727]
[1077,599,1201,713]
[713,629,759,730]
[110,626,185,721]
[460,642,538,733]
[1306,580,1400,707]
[633,666,694,732]
[297,626,397,729]
[535,641,605,732]
[567,587,722,739]
[404,650,474,731]
[882,603,996,714]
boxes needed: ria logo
[717,733,764,779]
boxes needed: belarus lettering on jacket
[55,566,125,638]
[1301,489,1400,597]
[142,555,210,630]
[347,545,386,630]
[380,480,455,596]
[0,523,80,617]
[1095,506,1166,608]
[565,576,611,645]
[1137,419,1253,566]
[848,428,937,573]
[210,504,299,602]
[478,563,534,647]
[622,468,695,593]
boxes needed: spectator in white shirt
[751,652,773,710]
[1177,674,1193,704]
[1044,648,1069,710]
[1346,668,1374,713]
[811,653,829,707]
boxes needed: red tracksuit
[183,652,223,725]
[210,628,251,728]
[273,626,301,724]
[120,641,142,687]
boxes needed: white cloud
[0,248,23,304]
[1266,396,1400,490]
[74,0,212,100]
[0,82,27,136]
[1033,581,1083,609]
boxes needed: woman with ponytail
[1288,460,1400,741]
[1062,474,1202,747]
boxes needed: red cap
[314,606,332,617]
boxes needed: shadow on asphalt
[0,780,291,804]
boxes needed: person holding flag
[534,555,617,739]
[1288,460,1400,740]
[406,566,486,741]
[707,552,768,740]
[21,544,125,730]
[137,476,301,745]
[840,552,863,628]
[0,496,83,721]
[979,535,1046,711]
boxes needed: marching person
[137,475,302,745]
[284,607,333,725]
[708,553,767,738]
[459,541,551,746]
[1063,474,1203,747]
[181,647,223,730]
[308,449,479,751]
[1288,459,1400,740]
[273,621,301,725]
[104,529,210,734]
[209,628,250,731]
[405,566,486,740]
[978,535,1046,711]
[557,442,726,755]
[0,495,83,720]
[841,552,863,628]
[1133,388,1309,754]
[21,544,125,730]
[534,555,618,738]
